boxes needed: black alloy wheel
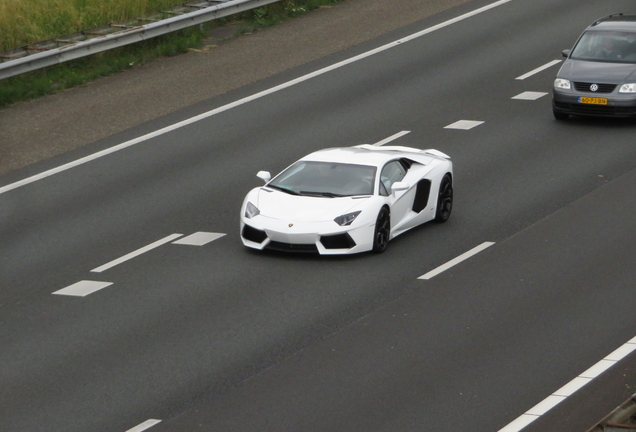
[372,207,390,253]
[434,174,453,223]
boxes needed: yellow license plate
[579,97,608,105]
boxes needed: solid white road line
[515,60,562,80]
[0,0,513,196]
[372,131,411,146]
[497,335,636,432]
[52,280,113,297]
[511,91,547,101]
[418,242,495,280]
[172,231,225,246]
[91,233,183,273]
[444,120,485,130]
[125,419,161,432]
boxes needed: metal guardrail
[586,392,636,432]
[0,0,282,80]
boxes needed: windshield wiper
[299,191,345,198]
[267,185,300,195]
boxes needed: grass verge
[0,0,345,109]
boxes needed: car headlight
[619,83,636,93]
[334,211,361,226]
[554,78,571,90]
[244,201,260,219]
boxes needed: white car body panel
[240,145,453,255]
[256,191,360,222]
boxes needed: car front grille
[573,82,617,93]
[266,241,319,253]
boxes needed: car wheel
[372,207,390,253]
[553,109,569,120]
[434,174,453,223]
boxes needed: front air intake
[242,224,268,243]
[320,233,356,249]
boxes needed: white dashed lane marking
[53,232,225,297]
[444,120,485,130]
[372,130,411,146]
[53,280,113,297]
[515,59,562,80]
[91,233,184,273]
[418,242,495,280]
[125,419,161,432]
[512,91,547,101]
[173,232,225,246]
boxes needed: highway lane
[1,0,636,431]
[152,169,636,432]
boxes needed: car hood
[254,188,364,222]
[560,59,636,83]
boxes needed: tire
[553,109,569,120]
[372,207,390,253]
[434,174,453,223]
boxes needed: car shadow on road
[555,115,636,129]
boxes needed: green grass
[0,0,179,51]
[0,0,345,109]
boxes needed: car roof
[299,145,445,168]
[588,14,636,32]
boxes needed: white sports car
[240,144,453,254]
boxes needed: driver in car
[597,36,622,59]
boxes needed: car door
[378,160,415,230]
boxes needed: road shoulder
[0,0,470,176]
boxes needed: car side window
[379,161,407,196]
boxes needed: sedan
[240,144,453,254]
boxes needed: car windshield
[571,30,636,63]
[268,161,377,197]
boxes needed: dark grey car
[553,14,636,119]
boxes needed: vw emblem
[288,223,293,228]
[590,83,599,92]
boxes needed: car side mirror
[257,171,271,183]
[391,181,409,194]
[562,49,571,58]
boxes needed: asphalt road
[1,0,636,431]
[0,0,471,176]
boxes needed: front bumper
[240,217,374,255]
[553,90,636,117]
